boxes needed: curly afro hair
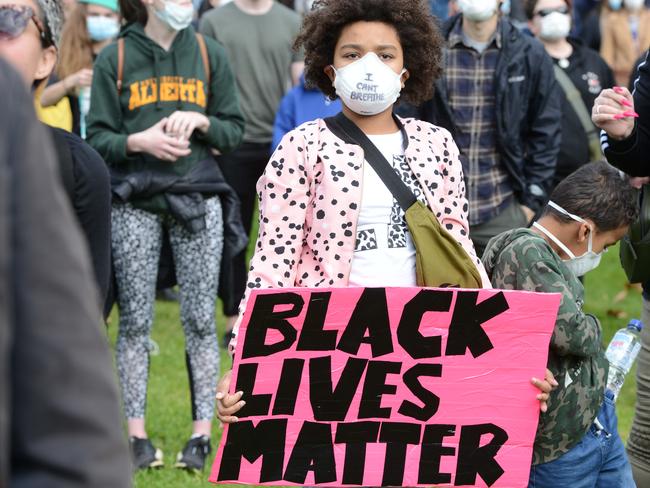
[294,0,444,105]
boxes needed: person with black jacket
[419,3,562,256]
[593,50,650,487]
[525,0,615,189]
[0,55,131,488]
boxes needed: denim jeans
[528,391,636,488]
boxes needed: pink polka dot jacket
[229,116,490,354]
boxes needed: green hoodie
[87,23,245,212]
[483,228,607,465]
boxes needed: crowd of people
[1,0,650,486]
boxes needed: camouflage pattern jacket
[483,228,607,465]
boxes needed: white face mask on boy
[533,201,604,277]
[331,52,405,116]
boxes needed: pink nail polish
[621,99,632,107]
[613,86,624,94]
[623,111,640,118]
[614,114,625,120]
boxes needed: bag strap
[195,33,210,87]
[552,65,602,161]
[324,112,417,211]
[117,37,125,95]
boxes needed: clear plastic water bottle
[605,319,644,400]
[78,87,91,139]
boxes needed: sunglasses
[0,4,53,46]
[534,5,570,16]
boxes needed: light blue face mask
[155,1,194,31]
[86,16,119,42]
[608,0,623,11]
[500,0,511,15]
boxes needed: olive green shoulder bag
[324,113,482,288]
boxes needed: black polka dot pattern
[229,118,489,351]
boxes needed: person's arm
[599,51,650,175]
[520,47,562,213]
[199,39,245,154]
[85,50,130,164]
[2,59,131,487]
[437,127,491,287]
[518,259,603,358]
[40,69,93,107]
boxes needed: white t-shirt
[348,131,427,287]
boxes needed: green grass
[107,242,643,487]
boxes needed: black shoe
[156,287,179,302]
[175,435,211,471]
[129,436,164,470]
[221,329,234,349]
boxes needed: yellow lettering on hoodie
[128,77,206,110]
[195,79,206,108]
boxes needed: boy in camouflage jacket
[483,162,638,487]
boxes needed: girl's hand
[127,118,191,162]
[64,68,94,92]
[532,368,558,413]
[165,111,210,141]
[592,86,637,141]
[216,370,246,424]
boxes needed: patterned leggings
[112,198,223,421]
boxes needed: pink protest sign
[210,287,560,488]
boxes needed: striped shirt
[445,20,513,226]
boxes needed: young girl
[40,0,120,137]
[217,0,492,418]
[86,0,245,472]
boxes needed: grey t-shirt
[200,2,303,143]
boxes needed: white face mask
[539,12,571,41]
[624,0,644,10]
[331,52,405,116]
[155,0,194,31]
[532,201,603,277]
[458,0,499,22]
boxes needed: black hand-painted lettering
[418,424,456,484]
[398,363,442,421]
[284,421,337,484]
[233,363,271,417]
[217,419,287,483]
[379,422,422,486]
[358,360,401,419]
[397,289,452,359]
[272,358,305,415]
[242,292,303,359]
[297,292,337,351]
[455,423,508,486]
[445,292,509,358]
[334,421,381,485]
[337,288,393,358]
[310,356,368,421]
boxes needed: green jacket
[483,228,607,465]
[87,23,245,212]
